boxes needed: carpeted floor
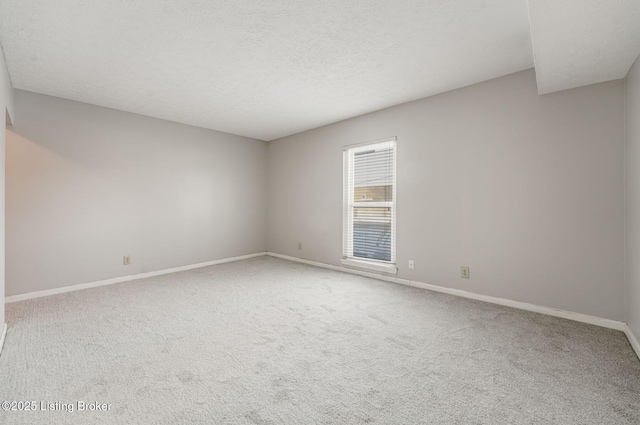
[0,256,639,424]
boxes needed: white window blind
[343,138,396,270]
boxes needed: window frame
[341,137,397,274]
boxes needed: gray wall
[4,68,630,325]
[1,47,15,325]
[6,90,267,296]
[626,57,640,338]
[267,69,625,321]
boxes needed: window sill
[340,258,398,275]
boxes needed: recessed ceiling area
[528,0,640,95]
[0,1,638,140]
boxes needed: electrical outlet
[408,260,415,269]
[461,266,470,279]
[298,242,302,250]
[123,255,131,266]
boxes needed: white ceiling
[0,1,637,141]
[0,0,533,141]
[528,0,640,95]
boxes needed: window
[342,137,397,274]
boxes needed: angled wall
[5,90,267,296]
[267,69,626,321]
[625,56,640,341]
[0,45,15,330]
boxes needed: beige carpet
[0,256,639,424]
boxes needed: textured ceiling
[4,1,635,140]
[528,0,640,95]
[0,0,533,141]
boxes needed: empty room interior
[1,1,640,424]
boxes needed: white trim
[268,252,627,332]
[5,250,637,359]
[5,252,267,303]
[341,258,397,274]
[342,136,397,151]
[624,324,640,360]
[343,138,397,264]
[0,323,6,357]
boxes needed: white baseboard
[267,252,627,332]
[5,252,267,303]
[0,323,6,357]
[6,250,637,360]
[624,325,640,360]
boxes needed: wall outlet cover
[461,266,470,278]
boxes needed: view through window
[343,138,396,267]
